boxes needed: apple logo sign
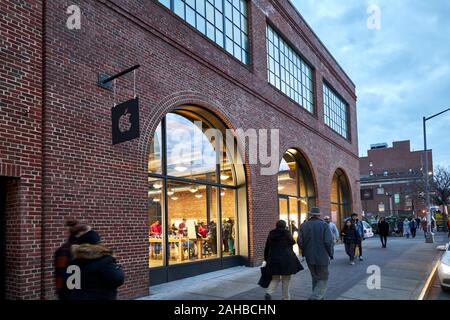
[118,108,132,133]
[111,97,140,145]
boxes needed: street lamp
[423,107,450,243]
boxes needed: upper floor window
[159,0,249,64]
[266,25,314,113]
[323,83,349,139]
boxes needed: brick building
[359,140,432,218]
[0,0,360,299]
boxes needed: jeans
[307,264,329,300]
[379,235,387,247]
[345,243,356,261]
[266,275,291,300]
[411,228,416,238]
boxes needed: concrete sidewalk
[140,232,448,300]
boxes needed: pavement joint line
[418,251,442,300]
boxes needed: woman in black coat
[378,217,390,248]
[263,220,303,300]
[341,220,361,265]
[67,243,125,300]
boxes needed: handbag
[257,265,272,288]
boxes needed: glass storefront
[331,169,351,230]
[148,108,244,274]
[277,149,316,247]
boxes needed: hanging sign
[111,97,140,145]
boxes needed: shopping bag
[355,245,360,257]
[257,266,271,288]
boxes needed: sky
[292,0,450,168]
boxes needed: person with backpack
[54,219,87,300]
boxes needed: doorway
[0,179,6,300]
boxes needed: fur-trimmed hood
[71,243,115,260]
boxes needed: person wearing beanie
[54,219,88,300]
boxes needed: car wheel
[441,285,450,292]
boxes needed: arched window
[331,169,351,230]
[148,107,246,275]
[277,149,316,234]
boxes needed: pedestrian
[421,217,428,238]
[263,220,303,300]
[341,219,360,265]
[324,216,340,257]
[346,213,365,261]
[403,218,411,239]
[415,217,422,230]
[409,218,417,238]
[396,219,403,236]
[377,217,389,248]
[298,207,333,300]
[54,219,88,300]
[67,229,125,300]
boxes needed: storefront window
[331,169,351,230]
[277,149,315,233]
[148,108,242,269]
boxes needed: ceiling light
[153,182,162,189]
[174,166,188,172]
[220,174,230,180]
[152,198,160,202]
[167,189,174,196]
[220,191,225,196]
[171,196,178,200]
[195,194,203,199]
[189,186,198,193]
[278,186,285,191]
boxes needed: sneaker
[264,293,272,300]
[359,256,364,261]
[350,261,355,265]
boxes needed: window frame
[323,80,351,141]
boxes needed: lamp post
[423,107,450,243]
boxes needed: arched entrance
[277,149,316,238]
[331,169,352,230]
[147,106,247,284]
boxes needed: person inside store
[150,220,162,255]
[178,218,187,237]
[198,221,208,238]
[222,219,230,252]
[207,220,217,254]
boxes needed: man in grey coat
[298,207,333,300]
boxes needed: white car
[437,243,450,292]
[362,221,374,238]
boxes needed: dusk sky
[292,0,450,168]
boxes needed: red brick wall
[0,0,43,299]
[2,0,361,299]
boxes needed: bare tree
[431,166,450,230]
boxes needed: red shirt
[178,222,186,230]
[150,223,162,235]
[198,225,208,238]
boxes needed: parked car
[437,242,450,292]
[362,221,374,238]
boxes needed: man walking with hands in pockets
[298,207,333,300]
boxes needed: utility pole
[422,107,450,243]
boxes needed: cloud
[292,0,450,167]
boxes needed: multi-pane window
[159,0,249,64]
[266,25,314,113]
[323,83,349,139]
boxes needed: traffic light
[422,209,426,215]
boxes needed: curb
[418,255,441,300]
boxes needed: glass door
[278,196,299,254]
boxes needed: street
[142,232,448,300]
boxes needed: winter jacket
[344,217,364,239]
[409,220,417,229]
[378,221,390,236]
[67,244,125,300]
[341,224,361,244]
[264,227,303,275]
[298,217,333,265]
